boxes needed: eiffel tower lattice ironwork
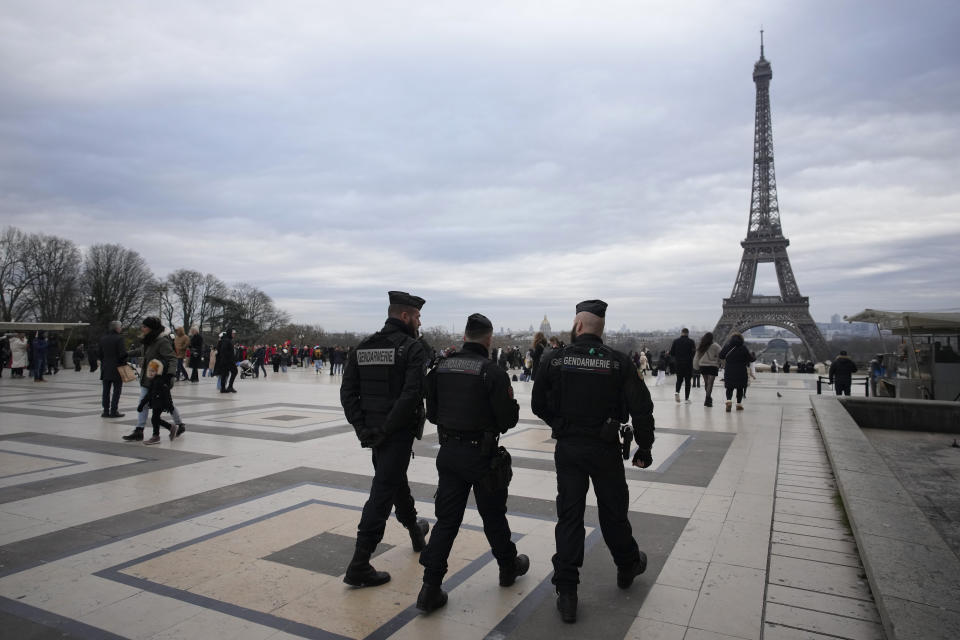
[713,35,830,362]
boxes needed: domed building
[539,315,551,335]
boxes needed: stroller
[238,359,256,379]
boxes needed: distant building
[539,315,551,335]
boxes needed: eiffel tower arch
[713,35,830,363]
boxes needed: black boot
[556,591,577,623]
[499,553,530,587]
[122,429,144,442]
[617,551,648,589]
[415,583,448,613]
[343,546,390,588]
[408,518,429,552]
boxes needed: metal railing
[816,376,869,396]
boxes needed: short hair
[388,303,419,318]
[109,320,122,332]
[681,328,689,334]
[465,326,493,343]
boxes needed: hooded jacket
[174,327,190,358]
[137,325,176,388]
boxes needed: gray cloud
[1,0,958,332]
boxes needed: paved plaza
[0,367,887,639]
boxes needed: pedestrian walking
[339,291,430,588]
[188,327,203,382]
[719,333,755,412]
[99,321,128,417]
[669,328,696,403]
[31,331,48,381]
[416,313,529,613]
[531,300,655,623]
[122,317,186,441]
[693,332,721,407]
[216,328,238,393]
[829,350,858,396]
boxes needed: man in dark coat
[719,333,755,411]
[829,351,859,396]
[188,327,203,382]
[216,328,238,393]
[669,328,696,403]
[99,321,128,417]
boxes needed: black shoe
[109,412,125,418]
[499,553,530,587]
[556,592,577,623]
[617,551,648,589]
[176,423,186,438]
[122,430,144,442]
[100,411,110,417]
[343,566,391,588]
[415,584,448,613]
[408,519,429,552]
[227,387,237,393]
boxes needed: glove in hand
[357,425,386,448]
[632,448,653,469]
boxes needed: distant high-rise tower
[713,34,829,362]
[539,315,552,335]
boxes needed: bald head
[573,311,605,337]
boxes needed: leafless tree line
[1,226,290,340]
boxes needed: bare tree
[0,227,33,321]
[206,282,289,340]
[196,273,227,334]
[22,233,83,322]
[82,244,157,333]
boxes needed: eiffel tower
[713,34,830,362]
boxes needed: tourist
[0,336,10,377]
[99,321,127,417]
[340,291,430,588]
[31,331,48,382]
[123,317,185,441]
[655,351,669,386]
[188,326,203,382]
[136,359,176,445]
[669,328,696,403]
[73,342,84,371]
[216,328,238,393]
[829,350,858,396]
[45,333,60,375]
[693,331,722,407]
[719,333,755,411]
[531,332,546,380]
[173,326,190,381]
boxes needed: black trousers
[835,380,851,396]
[219,365,237,391]
[254,360,267,377]
[190,367,200,382]
[420,440,517,586]
[552,437,640,593]
[356,432,418,552]
[674,365,692,398]
[101,380,123,413]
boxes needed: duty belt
[438,428,492,447]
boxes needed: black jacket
[669,335,696,368]
[98,331,128,382]
[719,335,754,388]
[532,333,655,449]
[829,356,858,384]
[189,334,204,368]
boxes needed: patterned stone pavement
[0,365,884,639]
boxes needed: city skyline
[1,1,958,333]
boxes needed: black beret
[388,290,425,310]
[465,313,493,334]
[575,299,608,318]
[142,316,163,331]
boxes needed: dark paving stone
[0,433,219,504]
[0,598,126,639]
[859,533,960,614]
[415,427,734,488]
[263,532,392,575]
[881,596,960,640]
[262,414,306,421]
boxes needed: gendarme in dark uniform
[415,313,530,613]
[531,299,655,623]
[340,291,431,588]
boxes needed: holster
[599,418,621,444]
[414,404,426,440]
[478,446,513,492]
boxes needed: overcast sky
[1,1,958,333]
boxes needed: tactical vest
[557,342,621,426]
[355,330,414,428]
[435,353,497,432]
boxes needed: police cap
[464,313,493,334]
[388,290,426,310]
[575,299,608,318]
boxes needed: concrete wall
[840,397,960,434]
